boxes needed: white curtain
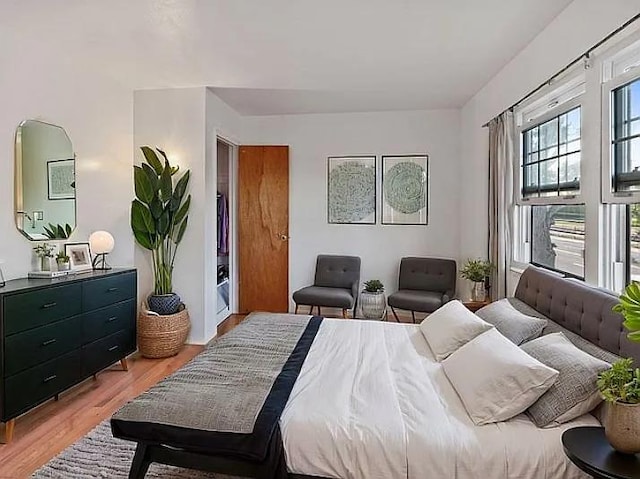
[488,111,515,300]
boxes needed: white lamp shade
[89,231,115,254]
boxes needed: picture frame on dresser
[65,242,93,272]
[0,268,137,443]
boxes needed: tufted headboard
[515,266,640,364]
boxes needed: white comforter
[280,319,598,479]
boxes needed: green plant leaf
[157,208,171,236]
[160,161,173,202]
[175,216,188,244]
[172,170,190,201]
[43,225,56,239]
[132,229,153,250]
[149,195,163,219]
[629,331,640,342]
[141,146,163,175]
[131,199,155,234]
[141,163,159,190]
[174,194,191,225]
[65,223,72,237]
[134,166,155,205]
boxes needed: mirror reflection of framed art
[382,155,429,225]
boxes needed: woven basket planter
[138,307,190,359]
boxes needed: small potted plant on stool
[360,279,386,320]
[597,281,640,453]
[460,259,494,302]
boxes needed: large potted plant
[460,259,494,301]
[599,282,640,453]
[131,146,191,358]
[360,279,386,320]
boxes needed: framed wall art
[65,242,93,272]
[382,155,429,225]
[47,158,76,200]
[327,156,376,224]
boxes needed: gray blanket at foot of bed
[111,313,323,478]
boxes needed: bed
[111,266,640,479]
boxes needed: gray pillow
[476,299,546,345]
[521,333,611,428]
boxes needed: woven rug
[31,421,238,478]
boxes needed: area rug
[31,420,237,478]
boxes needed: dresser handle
[108,345,119,352]
[43,375,57,383]
[107,316,118,322]
[107,287,118,292]
[42,339,57,346]
[42,302,57,309]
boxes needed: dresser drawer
[83,299,135,344]
[82,329,135,376]
[82,273,136,311]
[3,284,82,335]
[5,315,82,376]
[4,349,81,419]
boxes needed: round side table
[562,427,640,479]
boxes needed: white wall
[243,110,461,305]
[459,1,640,292]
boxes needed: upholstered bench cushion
[388,290,444,313]
[292,286,354,309]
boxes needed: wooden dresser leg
[3,419,15,443]
[120,358,129,371]
[342,309,348,319]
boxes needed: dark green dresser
[0,268,136,442]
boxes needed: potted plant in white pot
[131,146,191,358]
[360,279,386,320]
[460,259,494,301]
[55,251,71,271]
[598,281,640,453]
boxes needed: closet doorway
[216,138,235,325]
[238,146,289,313]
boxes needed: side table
[562,426,640,479]
[462,300,490,313]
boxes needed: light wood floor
[0,345,203,478]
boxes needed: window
[612,77,640,192]
[522,107,581,198]
[530,204,585,279]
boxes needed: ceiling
[3,0,573,114]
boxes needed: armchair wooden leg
[309,306,314,315]
[391,307,400,322]
[294,304,299,314]
[3,419,15,443]
[342,309,348,319]
[120,358,129,371]
[411,311,416,324]
[317,306,322,316]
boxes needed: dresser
[0,268,136,442]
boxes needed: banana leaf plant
[131,146,191,296]
[613,281,640,343]
[43,223,73,239]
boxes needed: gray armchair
[388,257,456,323]
[293,255,361,318]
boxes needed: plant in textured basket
[459,259,494,283]
[363,279,384,293]
[130,146,191,315]
[597,358,640,404]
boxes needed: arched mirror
[15,120,76,241]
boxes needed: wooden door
[238,146,289,313]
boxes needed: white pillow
[442,328,559,425]
[419,300,493,361]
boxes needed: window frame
[601,68,640,204]
[528,203,586,280]
[516,95,585,207]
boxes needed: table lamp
[89,231,114,270]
